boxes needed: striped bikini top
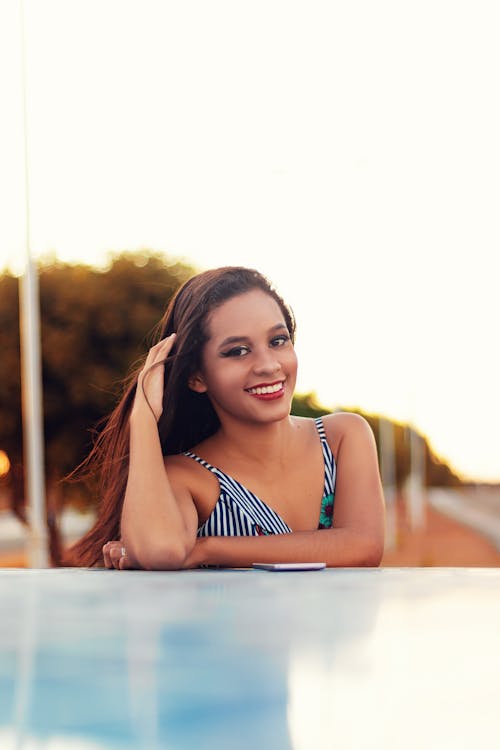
[184,417,336,538]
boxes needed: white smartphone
[252,562,326,571]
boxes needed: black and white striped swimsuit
[184,417,336,537]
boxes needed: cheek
[285,347,298,373]
[202,360,243,393]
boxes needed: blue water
[0,569,310,750]
[2,567,499,750]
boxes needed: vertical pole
[19,0,49,567]
[379,418,397,550]
[407,426,426,531]
[404,387,426,532]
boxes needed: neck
[214,415,296,466]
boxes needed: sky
[1,0,499,482]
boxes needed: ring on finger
[121,546,127,558]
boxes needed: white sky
[1,0,499,481]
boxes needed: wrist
[130,396,159,426]
[198,536,213,566]
[188,536,213,568]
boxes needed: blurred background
[1,0,499,567]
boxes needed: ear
[188,372,208,393]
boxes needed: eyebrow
[218,323,289,350]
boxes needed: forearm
[195,527,384,569]
[121,406,193,567]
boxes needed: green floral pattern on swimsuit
[318,493,334,529]
[254,525,271,536]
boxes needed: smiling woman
[66,267,385,570]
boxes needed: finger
[157,332,176,346]
[146,333,176,362]
[138,335,176,387]
[103,541,128,570]
[119,554,132,570]
[102,543,113,569]
[109,547,123,569]
[117,545,132,570]
[151,332,176,353]
[139,340,176,393]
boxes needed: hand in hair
[133,333,177,422]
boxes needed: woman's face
[191,289,298,425]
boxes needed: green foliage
[0,251,196,508]
[425,445,462,487]
[0,274,22,455]
[291,392,330,419]
[291,394,463,488]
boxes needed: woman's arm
[185,412,385,568]
[120,335,198,570]
[121,408,198,569]
[186,527,380,569]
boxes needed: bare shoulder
[321,411,376,452]
[164,451,218,500]
[164,452,196,481]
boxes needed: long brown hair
[66,266,295,566]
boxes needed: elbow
[128,535,194,571]
[359,534,384,567]
[141,546,185,571]
[340,529,384,568]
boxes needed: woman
[69,266,385,569]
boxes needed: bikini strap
[183,451,220,476]
[314,416,328,442]
[314,416,336,500]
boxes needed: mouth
[245,380,285,399]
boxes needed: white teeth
[247,382,284,395]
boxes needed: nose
[252,347,282,377]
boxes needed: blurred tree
[0,251,195,561]
[291,394,462,489]
[424,443,462,487]
[0,273,25,522]
[291,392,329,420]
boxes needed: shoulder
[164,452,204,488]
[164,452,220,507]
[321,412,376,455]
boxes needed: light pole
[19,0,49,567]
[379,417,397,550]
[406,425,426,530]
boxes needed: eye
[221,346,250,358]
[270,334,290,347]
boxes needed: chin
[210,384,295,425]
[251,398,293,424]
